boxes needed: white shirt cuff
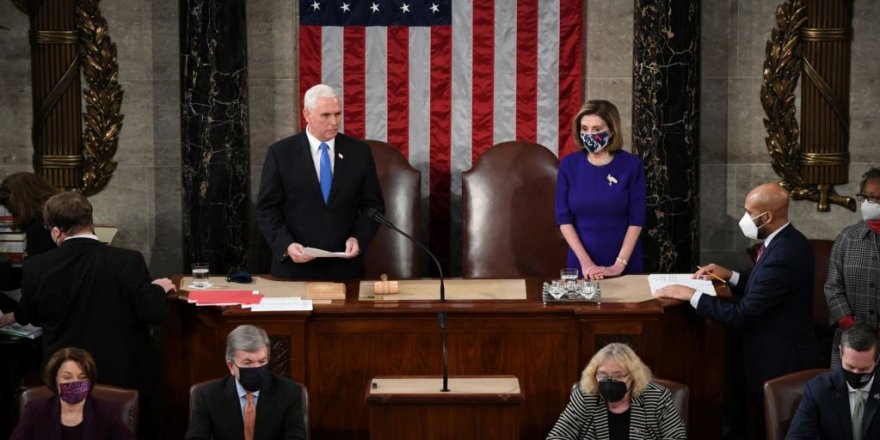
[730,271,740,286]
[689,291,703,309]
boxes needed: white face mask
[862,200,880,221]
[738,211,769,240]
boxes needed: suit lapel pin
[873,393,880,399]
[338,153,344,159]
[607,174,618,186]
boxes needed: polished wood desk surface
[172,275,707,316]
[366,376,524,402]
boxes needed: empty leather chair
[763,368,828,440]
[189,379,310,439]
[364,140,422,279]
[19,384,139,434]
[462,141,566,278]
[652,378,689,427]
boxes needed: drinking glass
[560,268,579,290]
[191,262,211,288]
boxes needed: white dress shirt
[305,127,335,181]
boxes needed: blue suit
[696,225,819,396]
[787,369,880,439]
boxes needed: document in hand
[0,311,42,339]
[648,274,716,296]
[303,247,349,258]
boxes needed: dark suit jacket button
[871,310,876,315]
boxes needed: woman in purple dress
[556,100,646,279]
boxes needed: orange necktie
[244,392,255,440]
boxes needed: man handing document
[655,183,819,429]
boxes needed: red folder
[187,290,262,306]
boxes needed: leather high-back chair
[19,384,139,435]
[189,379,310,439]
[809,239,834,366]
[652,378,689,427]
[763,368,827,440]
[461,141,566,278]
[364,140,422,279]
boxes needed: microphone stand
[369,211,450,392]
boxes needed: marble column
[632,0,700,272]
[180,0,250,273]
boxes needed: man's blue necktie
[319,142,332,203]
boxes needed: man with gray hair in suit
[186,324,306,440]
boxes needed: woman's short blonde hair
[571,99,624,153]
[578,342,652,398]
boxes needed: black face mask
[237,364,271,392]
[843,368,874,390]
[597,379,628,403]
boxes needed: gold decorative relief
[76,0,122,196]
[14,0,121,195]
[761,0,856,212]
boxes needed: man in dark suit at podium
[186,325,306,440]
[656,182,819,435]
[8,191,176,438]
[256,84,384,280]
[787,324,880,440]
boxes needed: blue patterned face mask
[580,131,612,153]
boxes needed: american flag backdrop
[298,0,583,273]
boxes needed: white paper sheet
[243,297,314,312]
[303,247,349,258]
[648,274,716,296]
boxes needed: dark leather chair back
[461,141,566,278]
[189,379,310,439]
[652,378,689,427]
[763,368,827,440]
[364,140,422,279]
[809,239,833,328]
[19,384,139,435]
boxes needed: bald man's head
[743,183,790,238]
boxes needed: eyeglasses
[856,194,880,204]
[596,372,629,382]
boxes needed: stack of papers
[243,297,313,312]
[0,311,42,339]
[648,274,716,296]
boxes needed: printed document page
[648,274,716,296]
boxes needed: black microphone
[366,208,450,392]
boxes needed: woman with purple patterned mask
[10,347,133,439]
[556,100,647,281]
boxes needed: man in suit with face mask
[655,183,820,434]
[787,324,880,440]
[186,325,306,440]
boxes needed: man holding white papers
[655,183,819,433]
[256,84,384,280]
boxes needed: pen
[696,265,727,284]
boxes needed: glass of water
[191,262,211,288]
[560,268,579,290]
